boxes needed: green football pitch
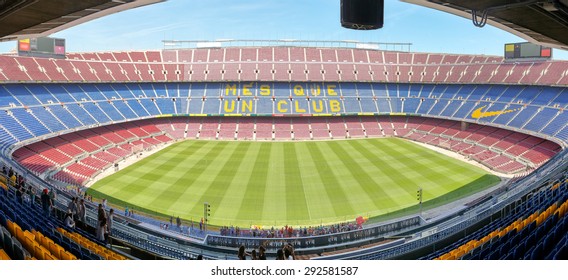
[89,138,500,227]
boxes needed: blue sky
[1,0,567,59]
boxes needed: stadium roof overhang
[402,0,568,51]
[0,0,165,42]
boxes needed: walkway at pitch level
[122,212,213,241]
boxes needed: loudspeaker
[341,0,384,30]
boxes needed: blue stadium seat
[512,244,524,260]
[0,211,6,227]
[66,104,97,126]
[0,225,4,250]
[112,101,139,119]
[11,238,25,260]
[2,230,13,258]
[531,242,545,259]
[49,105,82,128]
[98,101,126,121]
[553,245,567,260]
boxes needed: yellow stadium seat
[23,230,35,241]
[103,252,113,260]
[41,236,51,249]
[542,211,550,220]
[42,248,56,260]
[34,245,44,260]
[510,220,518,229]
[505,224,513,232]
[43,253,56,260]
[47,241,61,259]
[536,216,543,226]
[15,227,25,243]
[6,220,15,236]
[455,249,466,258]
[13,222,22,233]
[525,217,534,227]
[80,240,90,249]
[0,249,11,260]
[95,248,104,257]
[39,247,48,260]
[85,244,93,251]
[23,236,35,254]
[60,251,73,261]
[545,207,553,217]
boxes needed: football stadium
[0,0,568,262]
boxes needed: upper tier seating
[2,49,567,85]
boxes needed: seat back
[0,248,11,260]
[12,238,25,260]
[2,230,13,257]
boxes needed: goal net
[132,144,144,157]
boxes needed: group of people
[96,204,114,244]
[63,196,88,230]
[40,188,57,217]
[3,165,31,205]
[220,222,362,239]
[237,243,295,260]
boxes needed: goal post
[132,144,144,158]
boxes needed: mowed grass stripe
[346,139,404,194]
[305,142,355,217]
[231,143,269,223]
[325,141,386,211]
[355,139,421,205]
[386,139,488,201]
[93,141,206,201]
[374,139,464,201]
[166,141,247,220]
[283,143,310,222]
[294,143,337,223]
[198,142,249,206]
[332,139,413,214]
[261,143,288,224]
[139,141,224,215]
[145,141,224,213]
[157,141,228,217]
[146,142,233,211]
[90,138,500,227]
[199,142,253,224]
[183,142,234,215]
[345,140,410,216]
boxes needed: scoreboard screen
[504,42,552,60]
[18,37,66,59]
